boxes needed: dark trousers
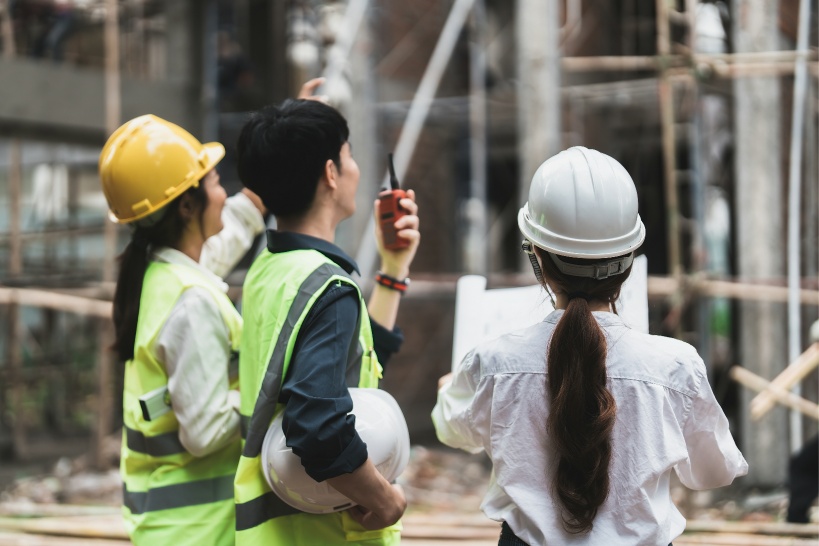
[787,435,819,523]
[498,521,674,546]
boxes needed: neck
[554,294,612,312]
[174,238,203,263]
[276,213,337,242]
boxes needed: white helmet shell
[261,388,410,514]
[518,146,645,259]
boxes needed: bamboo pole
[646,276,819,306]
[6,134,27,463]
[751,343,819,419]
[0,288,112,318]
[655,0,684,341]
[93,0,120,471]
[730,366,819,421]
[559,51,818,72]
[0,0,14,57]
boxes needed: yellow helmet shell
[98,114,225,224]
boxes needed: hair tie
[567,291,591,301]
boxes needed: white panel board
[451,255,649,371]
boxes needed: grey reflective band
[125,426,186,456]
[235,491,303,530]
[344,301,364,386]
[123,474,234,514]
[240,414,250,440]
[548,251,634,280]
[243,263,353,458]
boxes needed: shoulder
[465,321,554,378]
[608,328,705,397]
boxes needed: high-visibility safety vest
[235,249,401,545]
[121,261,243,546]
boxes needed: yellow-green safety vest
[235,249,401,545]
[121,261,243,546]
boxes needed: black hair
[236,99,350,219]
[112,184,208,362]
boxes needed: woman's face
[200,169,227,239]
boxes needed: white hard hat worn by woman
[433,147,747,546]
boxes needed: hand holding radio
[378,154,411,251]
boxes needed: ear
[177,192,197,221]
[323,158,339,190]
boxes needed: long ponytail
[539,248,631,534]
[111,184,208,361]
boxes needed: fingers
[297,78,330,103]
[438,372,453,390]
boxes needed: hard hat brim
[518,205,646,259]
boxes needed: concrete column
[732,0,787,485]
[515,0,560,269]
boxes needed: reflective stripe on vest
[235,492,302,531]
[123,474,234,514]
[125,425,186,456]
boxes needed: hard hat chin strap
[547,251,634,280]
[521,240,544,284]
[522,239,557,308]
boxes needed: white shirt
[151,193,264,457]
[432,310,748,546]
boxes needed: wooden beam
[751,343,819,419]
[730,366,819,421]
[0,288,112,318]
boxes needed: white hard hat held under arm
[261,388,410,514]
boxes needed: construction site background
[0,0,817,542]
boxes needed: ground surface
[0,437,816,545]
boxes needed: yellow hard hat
[98,114,225,224]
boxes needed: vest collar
[265,230,360,275]
[151,246,229,292]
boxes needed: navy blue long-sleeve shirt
[266,231,403,482]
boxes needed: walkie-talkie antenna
[388,153,400,190]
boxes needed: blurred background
[0,0,817,530]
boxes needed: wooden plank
[676,533,819,546]
[0,531,127,546]
[731,366,819,420]
[0,515,127,540]
[751,343,819,419]
[686,520,819,537]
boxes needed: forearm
[327,458,405,524]
[201,192,266,277]
[367,280,403,331]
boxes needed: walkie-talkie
[378,153,409,250]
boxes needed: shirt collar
[151,246,230,293]
[265,230,360,275]
[545,308,627,328]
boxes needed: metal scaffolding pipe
[786,0,811,452]
[355,0,477,278]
